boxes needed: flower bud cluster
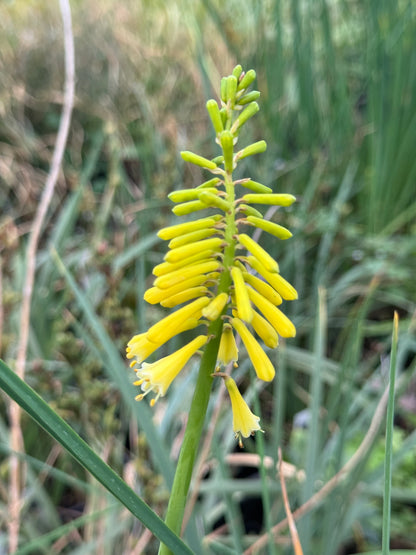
[126,66,297,445]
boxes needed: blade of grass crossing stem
[51,249,175,487]
[382,312,399,555]
[253,387,276,555]
[300,287,327,546]
[0,359,192,554]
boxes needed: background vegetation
[1,0,415,553]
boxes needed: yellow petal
[158,217,219,240]
[154,260,220,289]
[231,318,275,381]
[247,287,296,338]
[168,228,216,249]
[165,237,223,263]
[160,286,208,308]
[246,256,297,300]
[224,376,261,447]
[135,335,208,403]
[217,324,239,366]
[202,292,229,321]
[242,271,282,305]
[153,249,214,276]
[147,297,210,344]
[251,310,279,349]
[231,266,253,323]
[238,233,279,273]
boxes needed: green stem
[158,317,224,555]
[159,171,237,554]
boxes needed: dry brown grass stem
[278,447,304,555]
[7,0,75,551]
[243,382,391,554]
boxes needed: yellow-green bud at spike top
[181,151,217,169]
[235,140,267,161]
[246,216,293,240]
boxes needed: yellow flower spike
[144,275,208,304]
[153,249,214,277]
[231,318,275,381]
[231,266,253,323]
[242,271,283,306]
[222,375,261,448]
[246,216,292,240]
[247,287,296,338]
[158,217,219,240]
[238,233,279,273]
[154,260,220,289]
[135,335,208,404]
[146,297,210,344]
[251,310,279,349]
[168,228,217,249]
[217,324,239,367]
[160,286,209,308]
[165,237,224,263]
[246,256,298,300]
[202,292,229,321]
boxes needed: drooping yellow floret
[134,335,208,405]
[231,318,275,381]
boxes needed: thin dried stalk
[7,0,75,551]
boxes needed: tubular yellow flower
[202,292,229,321]
[242,271,282,306]
[152,249,215,277]
[144,275,209,304]
[223,375,261,448]
[134,335,208,406]
[246,216,292,240]
[168,228,217,249]
[231,318,275,381]
[147,297,210,344]
[231,266,253,323]
[246,255,297,300]
[247,287,296,338]
[160,286,209,308]
[217,324,239,367]
[154,260,220,289]
[238,233,279,273]
[251,310,279,349]
[157,217,219,240]
[165,237,223,263]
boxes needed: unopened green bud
[172,200,208,216]
[220,107,227,127]
[181,150,218,170]
[220,77,227,103]
[197,177,221,189]
[239,179,272,194]
[220,131,234,173]
[239,204,264,218]
[246,216,293,240]
[231,102,259,133]
[169,188,218,203]
[198,191,231,212]
[237,90,261,105]
[235,140,267,161]
[211,155,224,166]
[237,69,256,91]
[206,99,224,134]
[226,75,238,103]
[242,193,296,206]
[232,65,243,80]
